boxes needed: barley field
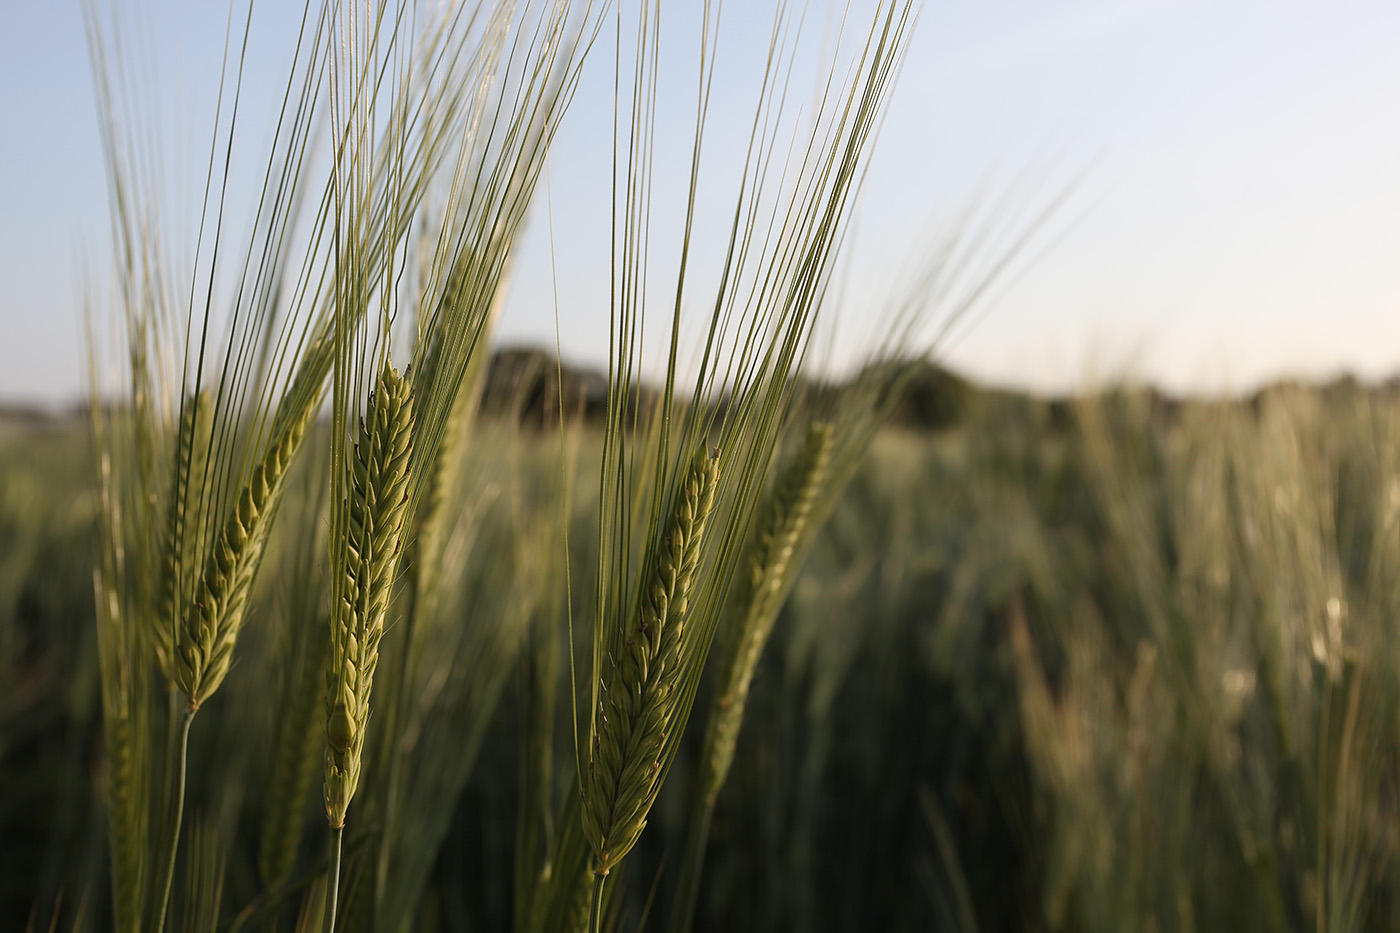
[6,375,1400,932]
[5,0,1397,931]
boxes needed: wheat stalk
[84,0,549,925]
[152,390,212,903]
[555,2,919,924]
[155,390,213,685]
[703,421,834,805]
[77,0,933,925]
[321,358,414,931]
[149,392,316,933]
[369,368,480,911]
[174,400,316,710]
[667,422,833,933]
[323,359,416,830]
[105,709,145,933]
[90,396,151,933]
[582,449,720,878]
[369,366,481,902]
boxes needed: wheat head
[105,704,145,933]
[174,399,314,710]
[155,390,212,685]
[702,421,833,805]
[582,449,720,876]
[324,360,416,830]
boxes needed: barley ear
[174,401,314,709]
[105,697,146,933]
[702,421,833,804]
[581,449,720,876]
[155,390,212,684]
[324,360,416,830]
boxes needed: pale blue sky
[2,0,1398,406]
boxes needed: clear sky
[2,0,1398,406]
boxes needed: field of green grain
[10,1,1398,930]
[6,376,1400,932]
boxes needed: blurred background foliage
[5,362,1400,932]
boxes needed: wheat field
[4,0,1398,931]
[8,378,1400,931]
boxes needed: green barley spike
[105,708,145,933]
[702,421,833,805]
[155,390,212,685]
[324,360,416,829]
[582,449,720,876]
[174,400,314,709]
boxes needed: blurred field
[6,371,1400,931]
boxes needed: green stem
[325,825,344,933]
[667,798,715,933]
[146,683,180,926]
[587,871,606,933]
[151,707,195,933]
[157,685,180,826]
[224,830,369,933]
